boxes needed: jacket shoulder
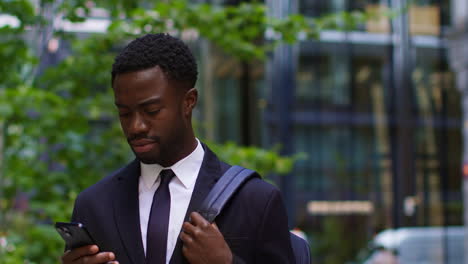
[76,161,132,201]
[240,176,281,202]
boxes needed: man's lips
[130,139,157,153]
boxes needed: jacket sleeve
[254,188,295,263]
[70,193,85,223]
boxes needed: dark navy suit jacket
[71,145,294,264]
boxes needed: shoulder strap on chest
[197,165,258,223]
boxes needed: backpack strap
[197,165,259,223]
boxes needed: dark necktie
[146,169,175,264]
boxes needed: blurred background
[0,0,467,263]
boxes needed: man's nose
[129,113,149,134]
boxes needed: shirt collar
[140,139,204,190]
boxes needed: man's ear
[183,88,198,116]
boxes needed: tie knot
[159,169,174,186]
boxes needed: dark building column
[266,0,297,228]
[447,0,468,261]
[390,0,416,228]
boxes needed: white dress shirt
[139,139,204,264]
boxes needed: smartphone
[55,222,97,250]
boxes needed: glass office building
[198,0,463,262]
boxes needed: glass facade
[198,0,463,263]
[295,1,462,262]
[291,40,463,262]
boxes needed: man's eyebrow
[114,97,162,108]
[139,97,162,107]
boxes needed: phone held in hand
[55,222,96,250]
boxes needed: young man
[61,33,294,264]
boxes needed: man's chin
[134,151,161,165]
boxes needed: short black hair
[111,33,198,88]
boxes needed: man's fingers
[182,244,194,260]
[182,221,196,235]
[77,252,115,264]
[184,214,222,239]
[61,246,116,264]
[189,212,209,228]
[212,222,220,231]
[89,252,116,263]
[180,230,194,245]
[182,221,204,242]
[180,217,232,264]
[62,245,99,262]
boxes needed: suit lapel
[169,145,224,264]
[113,159,146,264]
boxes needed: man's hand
[180,212,233,264]
[61,245,118,264]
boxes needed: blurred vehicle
[354,226,465,264]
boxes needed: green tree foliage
[0,0,386,262]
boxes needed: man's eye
[146,109,160,115]
[118,112,130,117]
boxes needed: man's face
[113,66,191,165]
